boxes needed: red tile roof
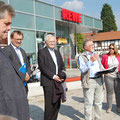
[82,31,120,42]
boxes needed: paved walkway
[28,88,120,120]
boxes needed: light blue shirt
[78,51,100,77]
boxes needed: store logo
[62,9,82,23]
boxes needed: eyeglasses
[109,47,114,50]
[13,38,23,41]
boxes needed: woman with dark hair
[101,43,120,113]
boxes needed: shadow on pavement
[29,105,44,120]
[60,104,84,120]
[72,96,84,103]
[102,102,120,116]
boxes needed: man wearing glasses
[77,38,104,120]
[3,30,31,95]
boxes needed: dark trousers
[43,86,61,120]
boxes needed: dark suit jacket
[38,47,65,86]
[0,47,29,120]
[3,44,31,82]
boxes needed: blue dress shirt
[78,51,100,77]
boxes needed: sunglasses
[109,47,114,50]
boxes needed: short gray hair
[0,1,16,19]
[45,34,55,42]
[83,38,93,48]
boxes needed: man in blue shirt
[78,38,104,120]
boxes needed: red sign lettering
[62,9,82,23]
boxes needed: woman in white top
[101,43,120,113]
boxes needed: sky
[41,0,120,30]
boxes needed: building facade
[2,0,102,68]
[83,31,120,55]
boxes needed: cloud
[61,0,84,11]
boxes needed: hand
[24,72,30,81]
[54,75,62,82]
[90,54,99,62]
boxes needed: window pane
[12,13,35,29]
[55,7,62,20]
[9,0,34,13]
[35,1,53,18]
[94,19,102,29]
[1,0,8,3]
[84,16,93,27]
[36,17,54,32]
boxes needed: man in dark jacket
[3,30,31,95]
[0,1,29,120]
[38,34,66,120]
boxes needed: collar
[47,47,55,52]
[11,43,20,50]
[85,51,95,56]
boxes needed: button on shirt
[48,48,58,74]
[78,51,100,77]
[11,43,24,66]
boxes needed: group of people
[78,39,120,120]
[0,1,66,120]
[0,1,120,120]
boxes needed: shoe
[117,107,120,113]
[106,108,111,113]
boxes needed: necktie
[16,48,22,65]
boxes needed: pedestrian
[101,43,120,113]
[38,34,66,120]
[77,38,104,120]
[3,30,31,95]
[0,1,29,120]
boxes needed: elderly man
[38,34,66,120]
[77,39,104,120]
[0,1,29,120]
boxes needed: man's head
[45,34,55,49]
[83,38,94,53]
[0,1,16,41]
[10,31,24,48]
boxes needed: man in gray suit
[3,30,31,95]
[0,1,29,120]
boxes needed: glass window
[84,16,93,27]
[9,0,34,13]
[94,19,102,29]
[36,17,54,32]
[55,7,62,20]
[1,0,8,3]
[12,13,35,29]
[35,1,54,18]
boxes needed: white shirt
[11,43,24,66]
[48,48,58,75]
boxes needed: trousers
[104,75,120,108]
[83,78,104,120]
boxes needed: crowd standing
[0,1,120,120]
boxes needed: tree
[100,3,117,32]
[74,33,84,53]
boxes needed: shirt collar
[85,51,95,56]
[47,47,54,52]
[11,43,20,50]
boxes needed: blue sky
[41,0,120,30]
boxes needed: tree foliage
[100,3,117,32]
[74,33,84,53]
